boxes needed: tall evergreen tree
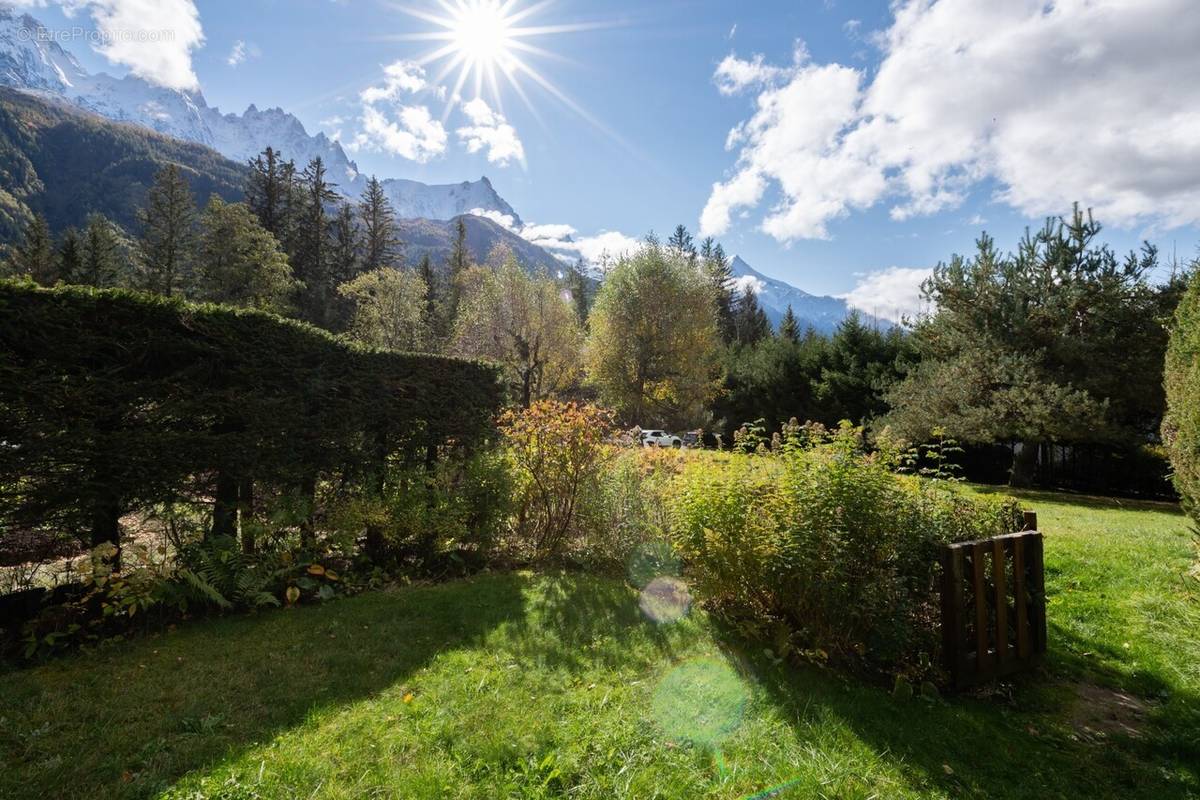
[701,237,736,342]
[735,289,772,346]
[194,197,298,314]
[293,157,340,326]
[359,176,401,272]
[667,224,698,266]
[567,260,591,325]
[779,305,801,343]
[446,216,471,321]
[136,164,197,296]
[5,213,56,285]
[57,228,83,284]
[328,202,361,331]
[79,214,124,288]
[416,253,444,348]
[245,147,290,239]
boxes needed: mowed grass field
[1,488,1197,799]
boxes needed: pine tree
[780,305,801,343]
[6,213,56,285]
[80,214,124,288]
[701,238,736,342]
[328,202,361,331]
[359,176,401,272]
[245,147,289,239]
[567,260,591,325]
[293,157,341,326]
[667,224,698,266]
[57,228,83,284]
[446,216,471,322]
[735,289,772,346]
[136,164,197,296]
[417,253,443,348]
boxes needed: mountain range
[0,6,873,333]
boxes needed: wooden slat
[941,547,966,686]
[1028,533,1048,655]
[1013,534,1029,659]
[972,542,991,673]
[993,537,1008,663]
[1023,510,1038,532]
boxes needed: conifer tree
[328,202,361,331]
[417,253,443,347]
[701,237,736,342]
[245,147,289,239]
[194,197,298,314]
[6,213,56,285]
[446,216,471,322]
[79,214,124,288]
[293,157,340,326]
[667,224,698,266]
[735,289,772,346]
[780,305,801,343]
[57,228,83,284]
[136,164,197,296]
[359,176,401,272]
[567,260,591,325]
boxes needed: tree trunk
[211,471,239,539]
[90,494,122,571]
[299,474,317,551]
[238,478,255,554]
[1009,441,1040,488]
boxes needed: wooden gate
[940,511,1047,688]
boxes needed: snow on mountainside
[731,256,883,334]
[0,8,519,223]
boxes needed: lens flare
[639,576,692,623]
[650,657,749,749]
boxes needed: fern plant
[174,536,281,611]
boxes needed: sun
[389,0,615,125]
[449,0,513,66]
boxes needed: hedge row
[0,280,505,550]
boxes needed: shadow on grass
[712,619,1199,800]
[0,573,532,800]
[970,483,1186,515]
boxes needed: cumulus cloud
[703,0,1200,241]
[732,274,766,297]
[467,207,638,267]
[456,98,525,167]
[840,267,932,323]
[349,60,446,162]
[15,0,206,90]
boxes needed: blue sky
[23,0,1200,313]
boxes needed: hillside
[731,255,886,333]
[0,87,244,239]
[398,214,566,275]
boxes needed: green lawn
[1,488,1198,799]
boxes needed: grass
[1,488,1198,799]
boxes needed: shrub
[500,400,615,561]
[668,426,1023,678]
[1164,269,1200,524]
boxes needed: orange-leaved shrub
[500,400,615,561]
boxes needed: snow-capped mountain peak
[0,8,518,222]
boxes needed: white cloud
[705,0,1200,241]
[360,60,428,104]
[466,207,638,266]
[456,98,525,167]
[15,0,206,90]
[225,39,258,67]
[349,60,446,162]
[841,267,932,322]
[732,274,765,297]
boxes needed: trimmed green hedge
[1164,270,1200,522]
[0,280,505,547]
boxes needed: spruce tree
[701,238,736,342]
[7,213,56,285]
[80,214,124,288]
[667,224,698,266]
[567,260,591,325]
[735,289,772,346]
[293,157,340,326]
[417,253,443,347]
[136,164,197,296]
[446,216,471,322]
[780,305,801,343]
[57,228,83,284]
[359,176,401,272]
[245,147,289,239]
[328,203,360,331]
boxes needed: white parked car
[640,429,682,448]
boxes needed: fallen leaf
[942,764,954,775]
[403,693,414,703]
[307,564,326,576]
